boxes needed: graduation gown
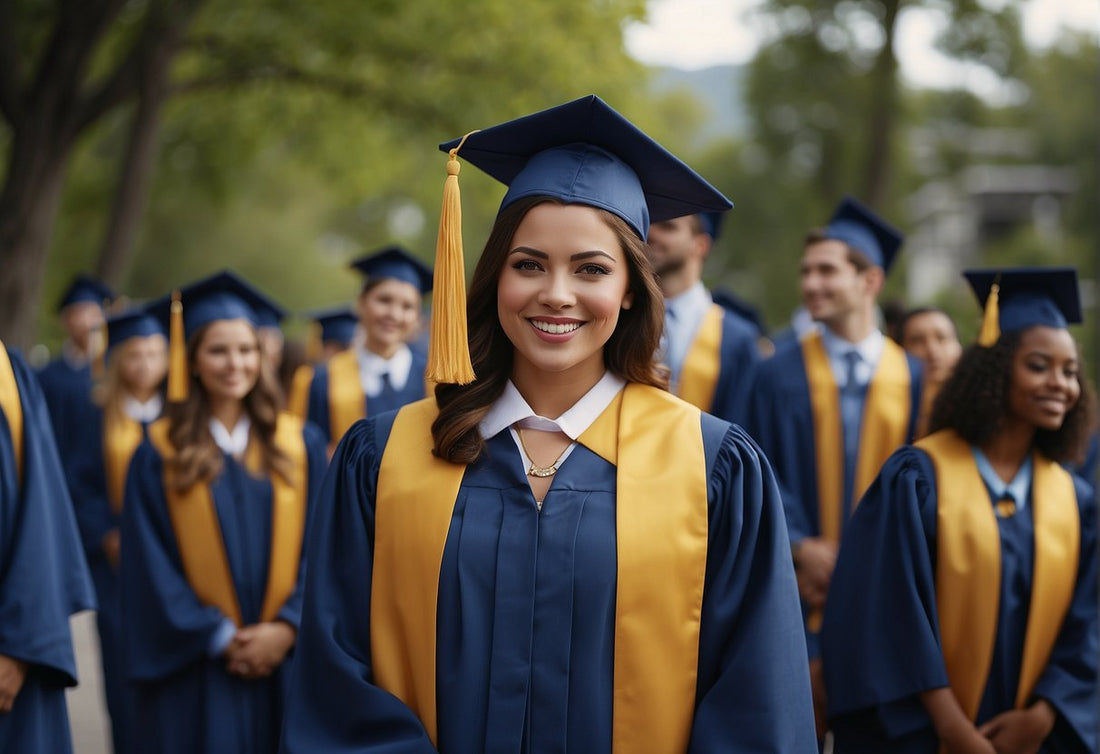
[280,389,817,753]
[36,356,96,466]
[120,418,327,754]
[821,442,1098,753]
[675,303,761,426]
[0,346,96,753]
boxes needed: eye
[578,263,610,276]
[512,259,543,272]
[1026,361,1047,373]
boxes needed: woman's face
[118,334,168,395]
[498,203,633,385]
[192,319,261,404]
[1007,325,1081,432]
[358,279,421,357]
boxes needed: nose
[538,271,576,310]
[1048,367,1072,393]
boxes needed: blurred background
[1,0,1096,364]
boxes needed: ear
[864,266,885,297]
[694,232,713,262]
[622,289,634,310]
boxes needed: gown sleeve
[688,420,818,752]
[1030,475,1098,752]
[68,412,115,560]
[279,416,437,753]
[821,446,949,740]
[120,441,237,681]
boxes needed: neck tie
[379,371,394,396]
[840,350,867,521]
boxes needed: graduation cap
[698,211,726,241]
[306,306,359,346]
[57,273,115,312]
[431,94,733,384]
[350,246,433,294]
[105,306,165,353]
[823,196,904,272]
[963,267,1082,347]
[147,270,283,402]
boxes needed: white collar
[209,415,251,456]
[356,342,413,395]
[123,394,163,423]
[479,371,626,441]
[820,326,885,365]
[664,281,711,320]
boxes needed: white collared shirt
[479,371,626,474]
[123,394,163,424]
[663,282,712,385]
[356,342,413,397]
[209,415,251,457]
[820,327,885,389]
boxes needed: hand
[808,657,829,741]
[940,726,997,754]
[977,702,1055,754]
[0,655,28,713]
[224,622,296,680]
[102,529,121,570]
[793,537,836,608]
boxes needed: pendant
[527,463,558,478]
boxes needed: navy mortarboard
[305,306,359,348]
[350,246,434,295]
[57,273,115,312]
[823,196,904,272]
[105,306,165,353]
[964,266,1082,346]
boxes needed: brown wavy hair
[929,328,1096,464]
[165,322,291,491]
[432,196,668,464]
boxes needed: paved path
[66,611,111,754]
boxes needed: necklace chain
[516,427,570,478]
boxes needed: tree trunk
[861,0,901,207]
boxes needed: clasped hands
[223,621,296,680]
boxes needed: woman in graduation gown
[0,341,96,753]
[822,267,1098,753]
[281,95,817,753]
[288,246,432,450]
[68,306,167,754]
[120,271,327,754]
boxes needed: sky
[624,0,1098,97]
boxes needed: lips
[530,319,582,335]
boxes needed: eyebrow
[509,247,617,262]
[1024,350,1078,364]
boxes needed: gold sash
[327,349,366,444]
[677,303,724,412]
[0,346,23,484]
[104,414,145,514]
[148,413,309,626]
[372,385,709,752]
[286,364,315,421]
[917,430,1079,720]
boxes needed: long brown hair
[432,196,667,464]
[165,321,291,491]
[94,336,167,430]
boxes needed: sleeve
[0,349,95,686]
[119,442,236,681]
[708,312,761,427]
[821,447,949,739]
[275,421,330,629]
[67,415,116,560]
[687,421,818,752]
[306,366,331,443]
[1031,476,1098,753]
[279,418,437,753]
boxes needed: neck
[127,385,158,404]
[208,398,245,431]
[979,418,1036,483]
[823,303,876,343]
[660,267,701,300]
[365,339,400,360]
[511,360,604,419]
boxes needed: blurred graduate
[287,247,431,450]
[280,95,816,753]
[68,305,167,754]
[822,268,1097,753]
[0,340,96,752]
[120,271,327,754]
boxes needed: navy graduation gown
[119,422,327,754]
[280,408,817,753]
[821,447,1098,753]
[36,357,97,467]
[702,307,762,426]
[305,349,428,444]
[0,347,96,753]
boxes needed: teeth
[531,320,581,335]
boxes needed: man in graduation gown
[746,196,923,734]
[647,211,762,424]
[0,342,97,753]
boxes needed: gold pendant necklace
[517,428,569,478]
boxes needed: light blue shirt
[663,282,713,388]
[972,447,1033,511]
[819,327,885,390]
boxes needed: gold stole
[677,303,724,412]
[372,385,709,752]
[0,346,23,484]
[916,430,1079,722]
[103,413,145,514]
[286,364,315,421]
[148,413,309,626]
[327,349,366,444]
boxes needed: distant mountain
[649,64,747,143]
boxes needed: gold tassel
[167,291,189,402]
[306,322,323,363]
[978,282,1001,347]
[426,136,478,386]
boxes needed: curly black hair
[929,329,1096,464]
